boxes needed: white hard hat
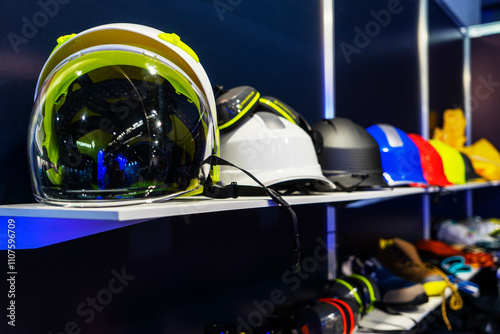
[219,112,335,192]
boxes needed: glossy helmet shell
[428,139,466,185]
[407,133,452,187]
[366,124,427,186]
[312,118,388,189]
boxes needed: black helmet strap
[202,154,301,273]
[332,173,370,192]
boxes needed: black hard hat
[311,118,388,190]
[460,152,482,181]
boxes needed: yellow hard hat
[429,139,466,184]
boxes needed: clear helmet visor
[29,45,214,206]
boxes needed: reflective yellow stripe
[337,278,364,312]
[351,274,377,312]
[218,91,260,130]
[213,127,221,182]
[259,97,297,124]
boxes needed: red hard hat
[408,134,453,187]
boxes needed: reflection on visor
[32,64,210,202]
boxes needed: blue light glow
[116,155,127,170]
[0,216,145,250]
[97,149,106,189]
[322,0,335,119]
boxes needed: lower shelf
[358,269,479,333]
[358,296,445,332]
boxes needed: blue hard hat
[366,124,427,186]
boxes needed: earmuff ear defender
[319,298,358,334]
[321,275,379,317]
[322,278,364,317]
[293,297,359,334]
[348,274,380,314]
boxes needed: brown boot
[377,238,446,296]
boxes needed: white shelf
[358,297,442,332]
[0,187,423,221]
[1,181,496,221]
[435,180,499,192]
[0,181,497,250]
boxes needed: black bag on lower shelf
[421,290,500,334]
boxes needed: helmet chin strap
[202,154,301,273]
[333,173,370,192]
